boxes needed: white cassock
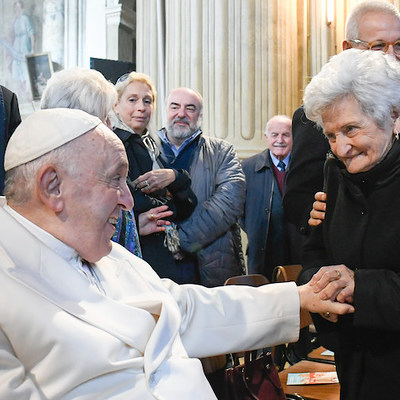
[0,198,300,399]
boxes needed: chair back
[225,274,269,287]
[272,264,303,283]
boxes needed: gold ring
[325,312,330,318]
[150,213,155,220]
[335,270,341,279]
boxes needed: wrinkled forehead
[86,124,126,158]
[167,89,202,109]
[358,12,400,42]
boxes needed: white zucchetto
[5,108,102,171]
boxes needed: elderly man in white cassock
[0,108,354,399]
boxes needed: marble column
[105,0,136,63]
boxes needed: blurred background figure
[0,85,21,195]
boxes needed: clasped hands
[134,169,176,194]
[309,264,355,322]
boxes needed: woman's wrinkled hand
[298,281,355,323]
[310,264,355,304]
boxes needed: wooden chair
[272,264,303,284]
[224,273,270,287]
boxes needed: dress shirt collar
[158,128,202,156]
[269,151,290,169]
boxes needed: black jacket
[283,106,329,236]
[114,128,197,282]
[299,139,400,400]
[0,86,21,194]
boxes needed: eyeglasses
[349,39,400,55]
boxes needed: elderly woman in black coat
[299,48,400,400]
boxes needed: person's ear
[37,165,64,213]
[113,102,120,114]
[342,40,352,50]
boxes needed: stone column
[105,0,136,63]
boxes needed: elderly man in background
[136,87,246,287]
[284,0,400,237]
[0,108,353,399]
[241,115,298,281]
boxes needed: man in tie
[241,114,298,281]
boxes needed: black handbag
[223,350,286,400]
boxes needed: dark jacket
[0,86,21,194]
[283,106,329,235]
[114,127,197,282]
[299,139,400,400]
[241,150,300,280]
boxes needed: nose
[120,180,134,211]
[136,99,146,111]
[332,134,352,158]
[177,107,186,118]
[386,44,395,56]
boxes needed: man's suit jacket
[241,150,302,278]
[0,198,300,399]
[241,149,279,276]
[0,86,21,194]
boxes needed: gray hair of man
[303,49,400,131]
[4,131,99,205]
[264,115,292,135]
[345,1,400,40]
[40,67,117,122]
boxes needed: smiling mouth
[108,217,118,228]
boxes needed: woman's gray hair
[345,1,400,40]
[303,49,400,130]
[40,67,117,122]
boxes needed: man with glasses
[284,0,400,237]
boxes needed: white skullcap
[5,108,102,171]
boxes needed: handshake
[299,264,355,323]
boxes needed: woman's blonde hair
[115,71,157,106]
